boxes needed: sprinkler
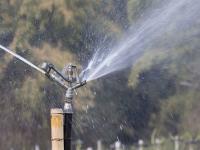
[40,62,86,150]
[40,62,86,99]
[0,44,86,150]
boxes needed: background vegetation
[0,0,200,149]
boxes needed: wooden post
[174,136,179,150]
[188,141,194,150]
[51,108,64,150]
[189,144,193,150]
[75,139,82,150]
[170,135,180,150]
[138,139,144,150]
[115,141,121,150]
[35,144,40,150]
[155,138,162,150]
[86,147,93,150]
[97,140,102,150]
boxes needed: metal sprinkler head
[40,62,86,104]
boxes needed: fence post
[51,108,64,150]
[155,138,162,150]
[86,147,93,150]
[97,140,102,150]
[172,136,179,150]
[188,140,194,150]
[35,144,40,150]
[138,139,144,150]
[115,141,121,150]
[75,139,82,150]
[175,136,180,150]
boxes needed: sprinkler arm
[40,62,86,90]
[41,62,71,82]
[72,80,86,89]
[40,62,69,89]
[48,72,69,90]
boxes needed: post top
[51,108,63,114]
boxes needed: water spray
[0,44,86,150]
[82,0,200,82]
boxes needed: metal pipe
[64,113,72,150]
[63,103,73,150]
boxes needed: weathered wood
[51,108,64,150]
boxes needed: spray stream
[0,45,46,74]
[82,0,200,82]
